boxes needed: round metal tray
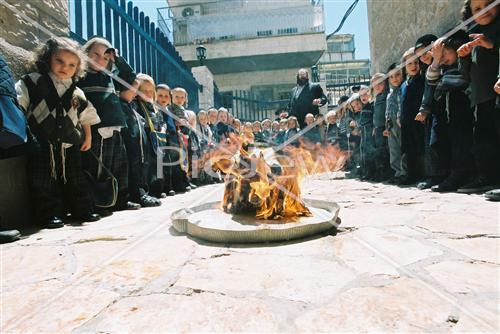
[171,198,340,244]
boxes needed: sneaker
[457,176,498,194]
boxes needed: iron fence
[69,0,200,110]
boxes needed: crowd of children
[0,0,499,243]
[327,0,500,200]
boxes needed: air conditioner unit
[180,5,201,18]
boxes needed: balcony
[162,1,326,74]
[163,0,324,46]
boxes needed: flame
[207,134,347,221]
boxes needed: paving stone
[74,293,282,333]
[2,284,118,333]
[295,277,454,332]
[347,226,443,267]
[424,261,499,295]
[1,245,70,286]
[174,252,356,304]
[430,237,499,264]
[449,299,500,333]
[2,178,498,332]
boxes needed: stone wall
[366,0,464,73]
[192,66,215,111]
[0,0,69,229]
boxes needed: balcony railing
[162,1,325,46]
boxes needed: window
[257,30,272,37]
[328,42,342,52]
[277,27,298,35]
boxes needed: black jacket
[288,82,327,127]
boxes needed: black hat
[444,30,470,52]
[338,95,349,104]
[113,75,137,93]
[415,34,438,50]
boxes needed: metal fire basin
[170,198,340,244]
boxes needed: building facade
[317,34,371,105]
[166,0,327,109]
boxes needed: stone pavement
[1,177,499,333]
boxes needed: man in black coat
[288,68,328,128]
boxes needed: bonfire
[208,135,347,221]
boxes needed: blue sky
[136,0,371,59]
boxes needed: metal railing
[326,75,371,106]
[222,90,289,122]
[69,0,200,110]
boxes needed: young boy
[399,47,426,185]
[324,111,338,144]
[207,108,218,135]
[303,113,323,145]
[261,119,272,144]
[427,31,474,192]
[414,34,448,190]
[457,0,500,193]
[371,73,391,181]
[119,79,161,207]
[358,86,376,180]
[168,87,192,192]
[385,63,407,184]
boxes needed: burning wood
[208,135,347,221]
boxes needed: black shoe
[398,176,417,186]
[120,201,141,210]
[139,195,162,207]
[75,212,101,223]
[457,176,498,194]
[432,172,466,193]
[96,209,113,217]
[46,216,64,229]
[417,181,433,190]
[485,189,500,201]
[160,193,167,198]
[168,190,176,196]
[387,176,401,184]
[85,213,101,222]
[0,229,21,244]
